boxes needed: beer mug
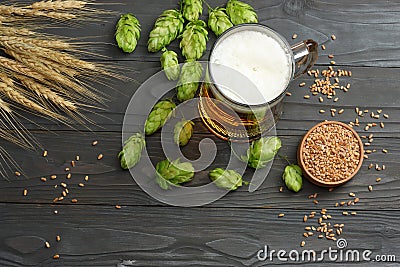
[199,24,318,142]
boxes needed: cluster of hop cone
[0,0,118,177]
[116,0,267,190]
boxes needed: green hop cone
[161,49,180,81]
[208,7,233,37]
[182,0,203,21]
[242,137,282,169]
[209,168,243,191]
[118,133,146,169]
[283,164,303,192]
[115,13,141,53]
[174,119,194,146]
[148,10,184,52]
[226,0,258,25]
[155,158,195,190]
[180,20,208,61]
[176,60,203,102]
[145,99,176,135]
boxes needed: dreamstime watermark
[122,61,277,207]
[256,238,396,263]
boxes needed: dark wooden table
[1,0,399,266]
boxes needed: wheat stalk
[0,5,77,20]
[0,35,72,50]
[28,0,88,11]
[0,74,67,121]
[17,75,77,112]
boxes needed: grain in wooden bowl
[297,121,364,187]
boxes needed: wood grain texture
[1,0,400,266]
[0,204,399,266]
[0,131,398,209]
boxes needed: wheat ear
[28,1,88,11]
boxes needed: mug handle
[291,39,318,79]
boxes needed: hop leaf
[241,137,282,169]
[155,158,195,190]
[174,119,194,146]
[226,0,258,25]
[208,7,233,37]
[209,168,243,191]
[145,99,176,135]
[148,10,184,52]
[180,20,208,61]
[176,61,204,102]
[283,164,303,192]
[161,49,180,81]
[118,133,146,169]
[115,14,141,53]
[182,0,203,21]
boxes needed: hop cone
[208,7,233,37]
[283,164,303,192]
[226,0,258,25]
[209,168,243,191]
[174,119,194,146]
[161,49,180,81]
[182,0,203,21]
[145,99,176,135]
[148,10,184,53]
[155,158,194,190]
[115,14,141,53]
[241,137,282,169]
[176,61,204,102]
[118,133,146,169]
[180,20,208,61]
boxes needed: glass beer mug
[199,24,318,142]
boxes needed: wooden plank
[31,0,400,68]
[5,61,400,137]
[0,204,398,266]
[0,130,398,209]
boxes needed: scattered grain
[301,241,305,247]
[278,213,285,218]
[286,92,292,96]
[368,185,373,192]
[376,178,381,182]
[41,177,47,182]
[319,109,325,114]
[53,254,60,259]
[331,34,336,40]
[321,45,326,50]
[71,198,78,203]
[43,150,48,157]
[97,154,103,160]
[56,235,61,242]
[79,183,84,187]
[15,171,21,177]
[23,189,28,196]
[115,205,122,209]
[292,33,298,39]
[45,241,50,248]
[92,140,98,146]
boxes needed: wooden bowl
[297,121,364,187]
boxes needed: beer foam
[210,30,292,105]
